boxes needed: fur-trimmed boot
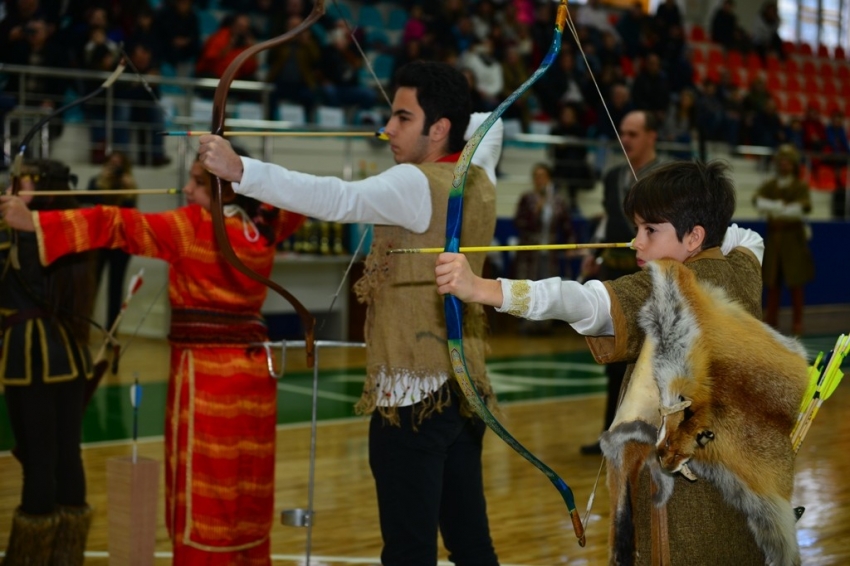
[51,505,93,566]
[2,507,59,565]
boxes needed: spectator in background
[113,42,170,166]
[318,20,377,113]
[751,0,784,60]
[461,37,504,111]
[667,43,696,95]
[265,15,321,120]
[470,0,497,41]
[654,0,682,48]
[512,162,573,335]
[711,0,739,50]
[154,0,201,76]
[452,14,477,55]
[126,5,160,65]
[616,2,646,59]
[0,17,70,140]
[401,4,426,44]
[823,109,850,218]
[535,49,586,120]
[630,53,670,121]
[660,88,696,160]
[751,97,786,168]
[741,75,771,144]
[753,144,814,335]
[550,104,595,209]
[801,104,827,153]
[0,0,59,55]
[785,117,805,152]
[195,13,257,82]
[500,44,532,131]
[593,82,632,176]
[597,30,623,68]
[577,0,620,47]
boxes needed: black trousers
[369,386,499,566]
[4,376,87,514]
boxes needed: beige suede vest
[353,162,496,424]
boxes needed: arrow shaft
[389,242,633,255]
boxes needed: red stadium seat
[786,95,804,115]
[820,61,834,78]
[727,50,743,69]
[836,46,846,60]
[837,64,850,79]
[802,59,817,76]
[798,43,814,57]
[807,97,823,113]
[785,74,803,92]
[825,97,843,114]
[818,43,831,58]
[690,25,706,42]
[766,72,784,91]
[784,58,799,74]
[746,52,763,72]
[822,78,838,96]
[783,41,797,55]
[708,48,724,68]
[691,47,706,64]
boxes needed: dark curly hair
[394,61,472,153]
[623,160,736,249]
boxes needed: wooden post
[107,456,160,566]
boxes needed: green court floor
[0,335,845,451]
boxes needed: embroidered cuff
[496,278,532,318]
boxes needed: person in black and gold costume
[0,159,97,565]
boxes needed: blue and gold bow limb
[443,0,585,547]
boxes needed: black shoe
[580,442,602,455]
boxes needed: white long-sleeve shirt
[233,113,504,407]
[496,224,764,336]
[233,113,504,232]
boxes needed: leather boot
[790,286,805,336]
[51,505,93,566]
[2,507,59,565]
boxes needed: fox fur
[601,260,808,566]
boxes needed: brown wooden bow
[208,1,326,367]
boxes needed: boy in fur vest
[437,161,807,565]
[198,61,503,566]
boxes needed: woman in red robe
[2,158,304,565]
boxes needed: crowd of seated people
[2,0,850,198]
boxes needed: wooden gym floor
[0,327,848,565]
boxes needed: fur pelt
[2,507,59,565]
[601,260,808,566]
[51,504,93,566]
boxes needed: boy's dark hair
[394,61,472,153]
[623,160,735,249]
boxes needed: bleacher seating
[357,5,384,30]
[386,8,408,31]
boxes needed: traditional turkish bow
[442,0,586,547]
[10,63,127,198]
[207,1,327,368]
[8,62,127,275]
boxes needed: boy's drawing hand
[436,252,477,301]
